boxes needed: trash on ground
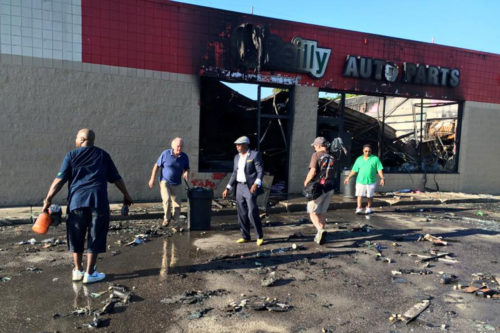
[351,224,373,232]
[126,234,149,246]
[261,271,277,287]
[17,238,37,245]
[391,268,432,276]
[187,307,212,320]
[400,299,430,324]
[409,252,454,263]
[89,290,108,299]
[26,266,43,273]
[85,314,106,328]
[100,299,118,315]
[422,234,448,246]
[247,296,292,312]
[439,273,458,284]
[160,289,228,305]
[1,276,11,282]
[288,232,305,239]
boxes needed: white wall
[288,85,318,193]
[0,0,81,62]
[0,56,200,206]
[458,101,500,194]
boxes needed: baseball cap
[234,136,250,145]
[311,136,328,146]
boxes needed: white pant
[355,183,376,198]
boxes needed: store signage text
[230,24,331,79]
[342,55,460,87]
[263,36,331,79]
[290,37,331,78]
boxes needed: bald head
[171,137,184,156]
[75,128,95,147]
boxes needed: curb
[3,197,497,226]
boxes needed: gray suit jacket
[228,149,264,195]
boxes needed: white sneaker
[365,208,373,214]
[318,229,327,245]
[355,208,363,214]
[72,269,85,281]
[314,231,320,244]
[83,270,106,284]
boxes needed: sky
[173,0,500,99]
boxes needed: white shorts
[307,189,334,214]
[355,183,376,198]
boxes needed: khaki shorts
[307,189,334,214]
[355,183,376,198]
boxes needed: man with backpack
[303,137,335,245]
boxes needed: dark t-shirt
[56,146,121,212]
[309,151,335,192]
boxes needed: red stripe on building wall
[82,0,500,103]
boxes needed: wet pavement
[0,202,499,332]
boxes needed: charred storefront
[0,0,499,206]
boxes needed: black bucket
[187,187,213,230]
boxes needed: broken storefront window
[199,78,292,197]
[318,93,461,173]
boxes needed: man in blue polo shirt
[42,129,133,284]
[148,137,190,227]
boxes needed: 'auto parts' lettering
[343,55,460,87]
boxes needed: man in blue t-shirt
[148,137,190,227]
[42,129,133,284]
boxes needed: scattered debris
[89,290,108,299]
[422,234,448,246]
[85,314,106,328]
[287,231,305,239]
[160,289,228,305]
[409,251,454,263]
[100,299,118,315]
[187,307,213,320]
[225,295,292,313]
[17,238,37,245]
[351,224,373,232]
[439,273,458,284]
[391,299,430,324]
[261,272,277,287]
[1,276,11,282]
[126,234,149,246]
[26,267,43,273]
[391,268,432,276]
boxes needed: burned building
[0,0,499,206]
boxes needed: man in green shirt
[344,144,385,214]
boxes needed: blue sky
[174,0,499,99]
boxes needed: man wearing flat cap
[222,136,265,246]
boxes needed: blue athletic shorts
[66,207,109,253]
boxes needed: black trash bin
[341,170,356,198]
[187,187,213,230]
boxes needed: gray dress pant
[236,183,263,240]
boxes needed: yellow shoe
[256,238,264,246]
[236,238,249,243]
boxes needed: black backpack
[303,153,335,200]
[317,153,334,185]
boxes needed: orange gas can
[32,212,52,234]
